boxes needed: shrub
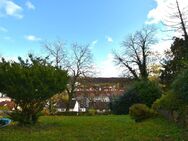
[110,80,161,115]
[129,103,157,122]
[152,92,184,111]
[152,92,188,127]
[0,106,9,111]
[9,111,41,125]
[0,119,7,126]
[171,69,188,127]
[172,69,188,104]
[41,108,50,116]
[88,108,96,116]
[110,89,141,115]
[132,81,162,107]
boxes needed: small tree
[0,55,68,125]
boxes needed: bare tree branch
[43,41,94,111]
[162,0,188,41]
[43,40,66,68]
[114,26,157,80]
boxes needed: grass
[0,115,187,141]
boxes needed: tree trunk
[176,0,188,41]
[66,92,74,112]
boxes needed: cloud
[25,1,35,10]
[96,53,123,77]
[0,0,23,19]
[106,36,113,43]
[25,35,41,41]
[0,26,8,32]
[146,0,188,24]
[151,39,172,56]
[146,0,188,53]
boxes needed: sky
[0,0,187,77]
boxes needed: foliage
[160,38,187,89]
[129,104,157,122]
[152,92,184,111]
[0,54,68,125]
[0,119,6,126]
[111,80,161,115]
[172,69,188,104]
[159,38,188,126]
[0,101,15,111]
[9,111,42,125]
[110,89,141,115]
[152,92,188,127]
[0,116,186,141]
[48,92,69,115]
[51,93,69,102]
[132,80,162,107]
[148,64,161,81]
[41,108,50,116]
[0,106,9,111]
[88,108,96,116]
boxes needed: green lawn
[0,115,187,141]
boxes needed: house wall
[93,96,110,102]
[80,108,86,112]
[0,97,11,102]
[57,108,66,112]
[73,101,79,112]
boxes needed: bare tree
[44,40,66,68]
[43,40,67,113]
[65,43,93,111]
[162,0,188,41]
[114,26,157,80]
[44,41,94,111]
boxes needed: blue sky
[0,0,158,77]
